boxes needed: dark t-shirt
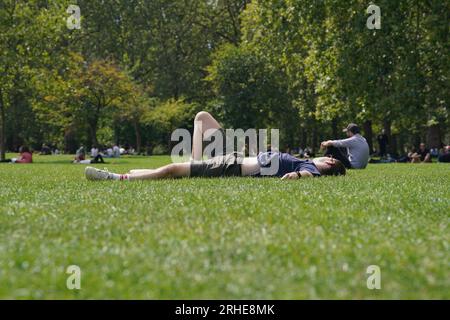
[256,152,321,177]
[417,148,430,161]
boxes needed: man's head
[313,157,346,176]
[19,146,30,154]
[419,143,426,151]
[343,123,360,137]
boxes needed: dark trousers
[438,153,450,163]
[324,146,352,169]
[91,154,105,163]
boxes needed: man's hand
[281,172,300,180]
[281,171,313,180]
[320,140,333,149]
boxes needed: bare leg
[129,169,155,174]
[423,154,432,163]
[411,154,421,163]
[192,111,222,161]
[129,163,190,180]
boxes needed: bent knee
[195,111,212,122]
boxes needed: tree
[0,0,71,159]
[32,53,143,148]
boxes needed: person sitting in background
[320,123,370,169]
[40,144,51,155]
[430,148,439,158]
[11,146,33,163]
[74,146,86,162]
[73,145,105,164]
[303,147,314,159]
[410,143,431,163]
[105,146,114,158]
[438,145,450,163]
[91,145,99,158]
[112,145,121,158]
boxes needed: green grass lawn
[0,154,449,299]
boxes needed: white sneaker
[85,167,114,181]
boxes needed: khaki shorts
[190,152,243,177]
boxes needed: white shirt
[331,134,370,169]
[91,148,98,157]
[113,146,120,157]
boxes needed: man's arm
[281,171,314,180]
[326,137,356,148]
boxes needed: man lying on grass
[85,112,346,181]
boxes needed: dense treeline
[0,0,448,159]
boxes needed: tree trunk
[64,128,77,154]
[312,122,318,154]
[331,119,338,139]
[426,124,441,149]
[89,123,98,147]
[363,120,374,154]
[301,128,307,149]
[0,88,6,161]
[134,120,142,154]
[114,124,120,146]
[390,134,398,156]
[383,119,394,154]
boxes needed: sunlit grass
[0,154,449,299]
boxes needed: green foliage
[0,0,73,158]
[0,0,448,154]
[31,53,146,148]
[143,98,201,145]
[236,0,449,148]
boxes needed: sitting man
[410,143,432,163]
[438,145,450,163]
[320,123,370,169]
[85,112,346,181]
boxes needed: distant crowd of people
[1,132,449,166]
[289,126,449,166]
[73,145,137,164]
[0,146,34,163]
[0,143,138,165]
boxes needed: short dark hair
[19,146,30,153]
[321,159,346,176]
[344,123,360,134]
